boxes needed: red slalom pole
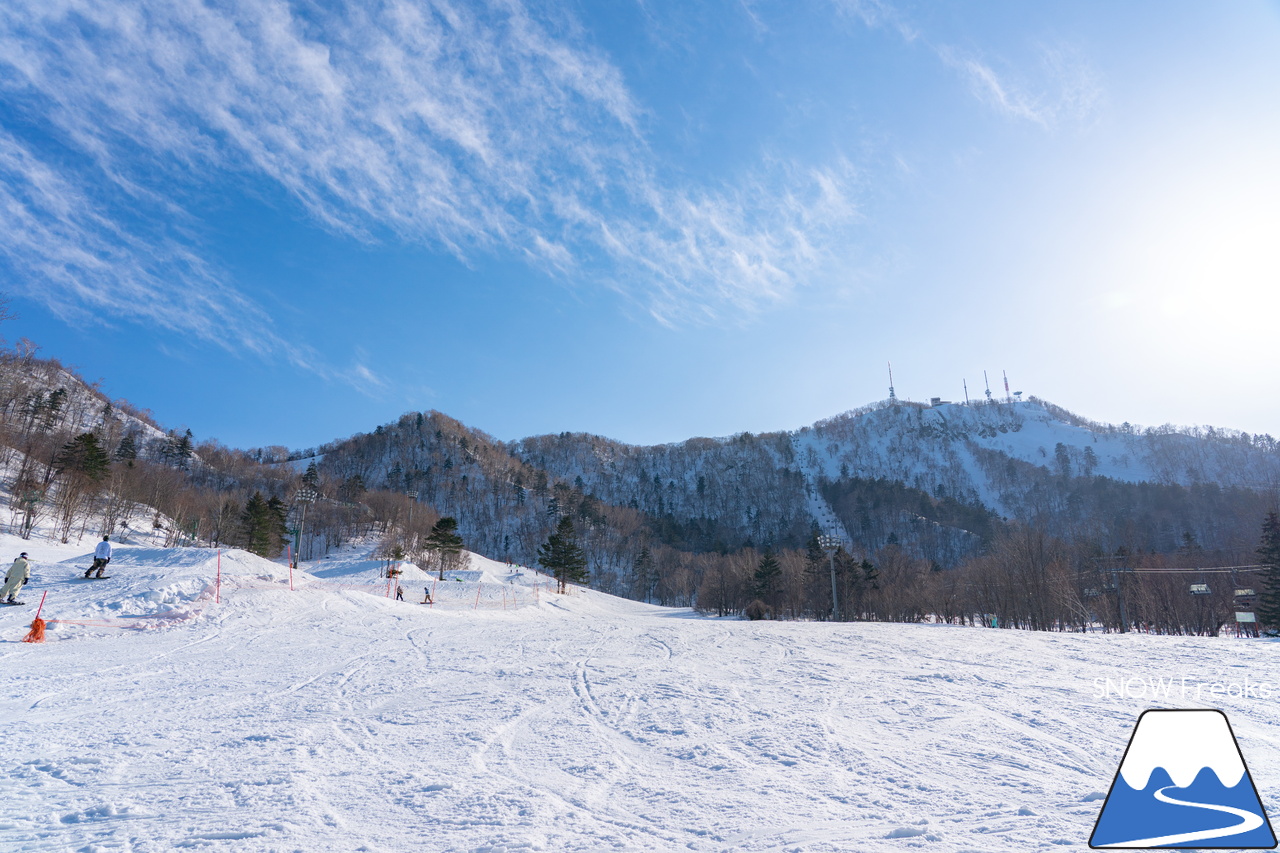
[32,590,47,620]
[474,582,482,610]
[216,550,222,604]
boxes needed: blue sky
[1,0,1278,451]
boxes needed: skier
[85,534,112,578]
[1,552,31,604]
[394,585,404,601]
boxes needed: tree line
[1,326,1276,635]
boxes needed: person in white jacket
[2,553,31,604]
[86,535,112,578]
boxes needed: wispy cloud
[940,43,1102,129]
[601,158,862,324]
[0,0,859,340]
[0,129,293,359]
[832,0,1102,129]
[830,0,920,43]
[0,126,383,396]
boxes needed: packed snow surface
[3,534,1278,852]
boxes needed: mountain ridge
[7,344,1277,586]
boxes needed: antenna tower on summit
[983,370,993,402]
[887,361,897,403]
[963,379,970,405]
[1003,370,1012,404]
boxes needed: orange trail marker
[22,590,48,643]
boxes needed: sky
[1,0,1278,452]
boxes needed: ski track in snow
[1,538,1278,852]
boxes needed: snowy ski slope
[2,533,1278,852]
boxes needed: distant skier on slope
[1,552,31,604]
[85,535,112,578]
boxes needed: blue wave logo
[1091,710,1276,849]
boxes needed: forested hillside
[4,331,1279,635]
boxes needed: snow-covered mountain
[296,395,1280,576]
[801,398,1279,507]
[500,398,1278,562]
[0,349,178,460]
[8,343,1277,577]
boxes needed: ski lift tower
[819,533,843,621]
[291,487,318,569]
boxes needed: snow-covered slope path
[2,549,1278,852]
[791,434,852,543]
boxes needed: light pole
[819,533,842,621]
[293,488,317,569]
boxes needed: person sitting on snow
[2,552,31,604]
[86,535,112,578]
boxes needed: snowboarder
[394,585,404,601]
[86,535,112,578]
[1,552,31,604]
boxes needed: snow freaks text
[1092,675,1276,701]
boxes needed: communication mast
[888,361,897,403]
[1003,370,1012,404]
[983,371,993,402]
[963,379,970,405]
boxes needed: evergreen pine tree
[632,546,653,602]
[538,516,588,594]
[803,533,825,576]
[860,559,880,590]
[55,432,111,483]
[752,550,782,604]
[176,429,194,468]
[114,434,138,466]
[240,492,273,556]
[303,461,320,489]
[41,388,67,429]
[1256,511,1280,634]
[266,496,290,556]
[1082,446,1098,477]
[425,516,464,581]
[160,429,195,469]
